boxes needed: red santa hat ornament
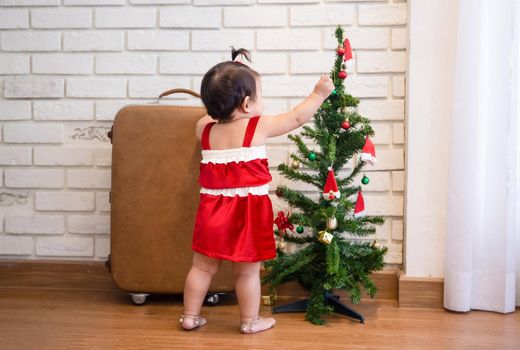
[361,136,377,165]
[343,38,353,61]
[353,191,365,218]
[343,38,353,69]
[322,167,340,201]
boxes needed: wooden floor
[1,262,519,350]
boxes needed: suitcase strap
[158,88,201,100]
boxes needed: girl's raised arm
[258,75,334,138]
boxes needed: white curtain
[444,0,520,313]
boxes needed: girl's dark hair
[200,47,260,123]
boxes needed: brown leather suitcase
[106,89,235,305]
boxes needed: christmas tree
[262,25,388,325]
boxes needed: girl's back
[192,115,276,262]
[196,116,266,150]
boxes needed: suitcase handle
[158,88,201,100]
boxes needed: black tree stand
[272,291,365,323]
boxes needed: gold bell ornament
[291,159,300,169]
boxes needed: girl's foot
[240,316,276,334]
[179,313,207,330]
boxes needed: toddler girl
[180,47,334,334]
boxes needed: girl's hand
[313,74,335,99]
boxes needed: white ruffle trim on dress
[200,183,269,197]
[201,145,267,164]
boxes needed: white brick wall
[0,8,29,29]
[5,168,65,188]
[66,78,126,98]
[192,30,254,51]
[96,8,156,28]
[0,101,31,120]
[0,55,30,74]
[160,7,220,28]
[127,31,189,51]
[31,8,92,29]
[32,54,93,75]
[1,31,61,51]
[33,101,94,121]
[4,77,64,98]
[64,31,124,52]
[290,6,354,26]
[5,214,64,234]
[0,0,407,267]
[225,7,287,27]
[35,192,95,211]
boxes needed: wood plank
[1,286,519,349]
[0,259,398,301]
[398,273,444,308]
[0,259,115,291]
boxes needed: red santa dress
[191,115,276,262]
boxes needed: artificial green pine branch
[288,153,317,170]
[325,118,375,171]
[262,246,315,290]
[326,240,340,275]
[336,160,365,187]
[305,285,333,325]
[288,212,314,228]
[287,134,312,157]
[344,94,360,107]
[339,185,361,200]
[343,226,376,237]
[300,125,318,138]
[326,136,337,164]
[274,229,315,244]
[277,163,322,189]
[275,185,319,214]
[360,274,377,298]
[357,215,385,225]
[284,235,316,244]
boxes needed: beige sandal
[240,316,276,334]
[179,313,207,330]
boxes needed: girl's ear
[239,96,250,113]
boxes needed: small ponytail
[230,46,252,63]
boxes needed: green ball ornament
[362,175,370,185]
[308,152,316,161]
[331,89,337,95]
[296,226,304,234]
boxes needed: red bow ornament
[274,210,294,238]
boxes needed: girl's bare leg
[181,252,222,329]
[233,261,276,334]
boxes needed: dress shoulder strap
[201,122,216,150]
[242,116,261,147]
